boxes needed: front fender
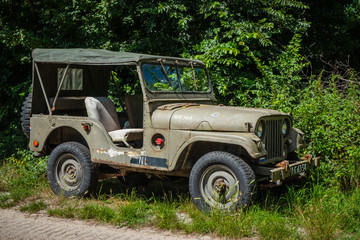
[169,131,267,170]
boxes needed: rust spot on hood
[157,103,200,110]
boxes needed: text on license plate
[290,163,307,175]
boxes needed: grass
[20,200,47,213]
[1,157,360,240]
[0,154,48,208]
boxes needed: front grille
[263,119,283,160]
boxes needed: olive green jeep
[22,48,319,212]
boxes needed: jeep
[22,48,319,212]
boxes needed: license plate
[290,163,307,176]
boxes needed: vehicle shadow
[95,177,190,202]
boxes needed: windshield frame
[139,62,212,94]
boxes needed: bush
[293,76,360,189]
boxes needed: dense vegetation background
[1,1,360,238]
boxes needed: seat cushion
[108,129,143,142]
[85,97,121,132]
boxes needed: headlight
[282,119,290,137]
[256,121,265,139]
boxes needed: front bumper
[270,154,319,184]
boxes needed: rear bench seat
[49,96,87,116]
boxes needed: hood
[151,103,289,132]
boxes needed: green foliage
[50,199,152,227]
[154,201,180,229]
[116,200,152,226]
[292,76,360,189]
[181,204,253,238]
[0,89,30,159]
[253,208,297,240]
[251,34,309,110]
[293,184,360,239]
[108,67,141,112]
[191,0,309,106]
[48,206,76,219]
[296,187,343,239]
[0,150,47,207]
[77,203,116,222]
[20,200,47,213]
[5,149,47,178]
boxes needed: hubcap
[200,164,240,209]
[55,153,83,191]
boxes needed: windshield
[142,63,210,92]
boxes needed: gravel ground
[0,208,219,240]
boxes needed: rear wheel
[47,142,98,196]
[189,151,255,212]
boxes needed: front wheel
[47,142,98,196]
[189,151,255,212]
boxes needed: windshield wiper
[174,60,182,91]
[157,59,173,87]
[190,62,198,90]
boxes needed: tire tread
[47,142,98,196]
[189,151,255,212]
[20,92,32,139]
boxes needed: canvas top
[32,48,205,66]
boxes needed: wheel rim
[200,164,240,209]
[55,153,83,191]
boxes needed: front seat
[85,97,143,145]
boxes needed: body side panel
[30,115,168,171]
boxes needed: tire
[117,172,151,187]
[20,92,32,139]
[47,142,98,196]
[189,151,255,212]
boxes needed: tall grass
[2,165,357,240]
[0,150,47,207]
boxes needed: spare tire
[20,92,32,139]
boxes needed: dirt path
[0,208,218,240]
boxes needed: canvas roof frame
[31,48,207,115]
